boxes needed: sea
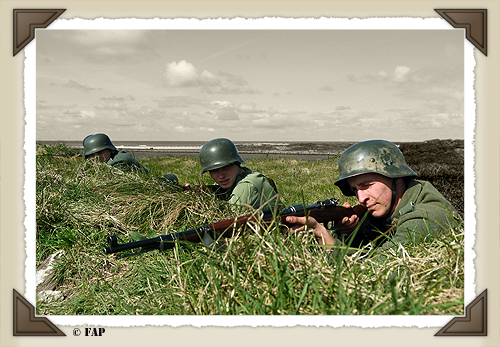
[37,140,363,160]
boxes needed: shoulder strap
[262,175,279,194]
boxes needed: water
[37,140,361,160]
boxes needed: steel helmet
[82,133,117,157]
[334,139,417,196]
[199,138,245,174]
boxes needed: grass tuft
[35,143,464,315]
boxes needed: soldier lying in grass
[83,133,182,186]
[197,138,281,212]
[285,139,460,256]
[82,133,151,174]
[189,138,282,248]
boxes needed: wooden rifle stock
[103,198,366,259]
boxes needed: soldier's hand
[335,202,360,234]
[285,216,335,250]
[285,215,319,232]
[183,183,196,194]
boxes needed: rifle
[103,198,367,259]
[161,174,223,194]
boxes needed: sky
[35,27,465,142]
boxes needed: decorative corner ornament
[13,289,65,336]
[435,289,487,336]
[13,9,66,56]
[435,9,487,56]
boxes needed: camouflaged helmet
[82,133,117,157]
[334,140,417,196]
[199,138,245,174]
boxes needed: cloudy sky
[35,28,464,142]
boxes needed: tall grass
[35,144,464,315]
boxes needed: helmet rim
[199,138,245,174]
[82,133,117,157]
[334,140,416,196]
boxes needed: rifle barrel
[103,226,211,255]
[103,198,366,257]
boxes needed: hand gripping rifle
[103,198,367,259]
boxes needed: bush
[399,139,464,215]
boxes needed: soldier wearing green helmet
[82,133,150,174]
[198,138,280,212]
[285,139,458,256]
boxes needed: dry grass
[35,144,464,316]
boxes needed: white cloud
[252,118,271,127]
[394,66,411,82]
[65,79,100,93]
[363,66,411,83]
[175,125,190,133]
[53,31,154,63]
[237,102,258,113]
[378,71,388,78]
[164,60,219,88]
[215,108,239,121]
[165,60,200,87]
[95,97,129,112]
[210,100,240,121]
[164,60,258,94]
[75,30,145,46]
[199,70,220,85]
[80,110,96,118]
[211,100,234,108]
[250,111,299,129]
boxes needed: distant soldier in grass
[82,133,151,174]
[286,139,459,255]
[198,138,280,212]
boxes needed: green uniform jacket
[227,167,280,211]
[333,178,458,255]
[107,151,150,174]
[202,167,280,249]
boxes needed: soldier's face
[347,173,394,218]
[210,164,241,189]
[93,149,112,162]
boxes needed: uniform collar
[390,178,421,222]
[230,167,251,190]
